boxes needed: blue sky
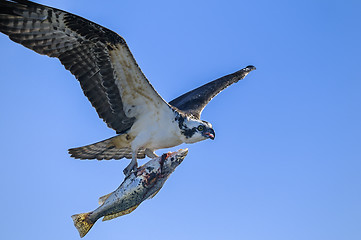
[0,0,360,239]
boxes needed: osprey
[0,0,255,175]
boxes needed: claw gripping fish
[72,149,188,237]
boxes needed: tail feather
[71,212,95,238]
[68,137,146,160]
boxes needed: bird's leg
[123,151,138,176]
[145,148,158,158]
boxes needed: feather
[170,65,256,118]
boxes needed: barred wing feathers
[0,0,169,133]
[169,65,256,119]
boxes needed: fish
[71,148,188,238]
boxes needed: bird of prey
[0,0,255,175]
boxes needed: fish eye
[197,125,204,131]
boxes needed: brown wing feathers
[0,0,256,132]
[0,0,134,133]
[169,65,256,118]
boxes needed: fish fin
[148,189,161,199]
[71,212,95,238]
[102,204,140,221]
[98,192,113,205]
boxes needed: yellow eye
[197,125,204,131]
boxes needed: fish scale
[71,149,188,238]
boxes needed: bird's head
[179,117,215,143]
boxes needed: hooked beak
[203,129,215,140]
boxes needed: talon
[123,161,138,176]
[123,167,130,176]
[145,148,158,158]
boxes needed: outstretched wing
[0,0,169,134]
[169,65,256,119]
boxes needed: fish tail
[71,212,95,238]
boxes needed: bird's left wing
[169,65,256,119]
[0,0,170,134]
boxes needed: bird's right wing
[169,65,256,119]
[0,0,171,134]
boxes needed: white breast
[129,107,183,151]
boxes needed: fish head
[160,148,188,175]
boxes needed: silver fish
[72,148,188,237]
